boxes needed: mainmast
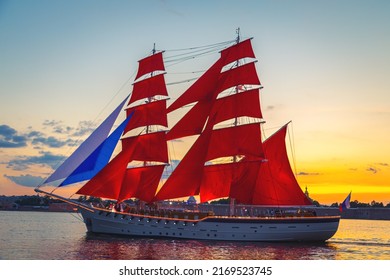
[231,27,240,216]
[155,30,263,204]
[233,27,241,159]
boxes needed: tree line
[330,200,390,208]
[5,195,390,208]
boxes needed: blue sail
[59,112,133,186]
[44,96,129,184]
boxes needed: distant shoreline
[1,205,389,220]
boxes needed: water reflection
[71,233,340,260]
[1,212,389,260]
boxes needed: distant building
[305,186,310,198]
[187,196,197,205]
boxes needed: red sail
[220,38,256,66]
[154,128,213,201]
[166,99,214,140]
[167,59,223,113]
[125,99,167,133]
[228,161,263,204]
[122,131,168,163]
[118,165,165,203]
[252,125,312,206]
[199,163,231,202]
[200,161,261,203]
[206,123,264,161]
[156,123,264,202]
[210,88,262,125]
[135,52,165,80]
[167,88,262,140]
[129,74,168,105]
[215,62,260,94]
[76,144,135,200]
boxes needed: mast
[144,43,156,166]
[155,32,263,204]
[120,45,169,203]
[77,48,169,203]
[233,27,241,156]
[231,27,240,216]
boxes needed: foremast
[76,47,169,203]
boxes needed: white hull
[80,207,340,242]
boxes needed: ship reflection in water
[79,233,340,260]
[71,217,389,260]
[0,212,389,260]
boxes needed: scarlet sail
[73,38,310,207]
[167,39,257,113]
[129,73,168,105]
[76,144,135,200]
[220,38,256,66]
[78,50,168,203]
[37,35,340,244]
[124,99,167,133]
[118,165,165,203]
[251,125,312,206]
[135,52,165,80]
[166,42,261,141]
[200,161,261,203]
[210,88,262,124]
[122,131,168,163]
[156,39,264,203]
[119,50,168,202]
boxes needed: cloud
[1,118,98,150]
[365,163,388,174]
[0,124,77,148]
[0,124,17,137]
[366,167,378,174]
[53,125,73,134]
[6,151,66,171]
[72,120,95,137]
[297,171,320,176]
[43,120,75,135]
[31,136,74,148]
[0,124,28,148]
[4,174,46,187]
[27,130,44,137]
[43,120,62,127]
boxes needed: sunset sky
[1,0,389,205]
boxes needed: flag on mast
[339,192,352,212]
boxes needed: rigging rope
[287,122,298,176]
[39,38,236,197]
[164,40,234,66]
[164,39,235,53]
[166,77,198,86]
[165,45,224,61]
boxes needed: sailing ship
[35,33,340,242]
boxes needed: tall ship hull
[35,30,342,243]
[79,207,339,242]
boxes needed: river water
[0,211,389,260]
